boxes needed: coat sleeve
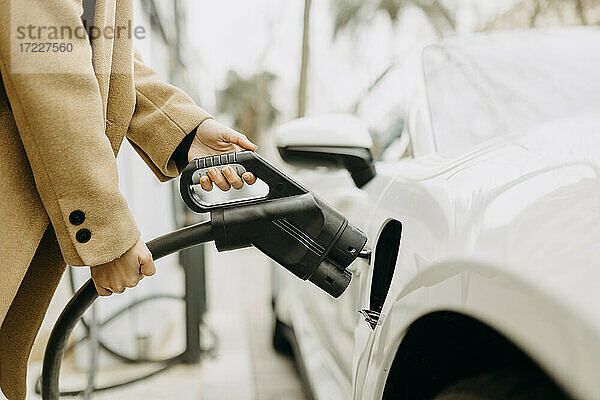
[0,0,140,267]
[127,49,213,182]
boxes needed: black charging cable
[38,221,216,399]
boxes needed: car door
[291,167,371,382]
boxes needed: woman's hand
[188,119,258,191]
[90,239,156,296]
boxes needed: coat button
[69,210,85,225]
[76,228,92,243]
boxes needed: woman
[0,1,255,398]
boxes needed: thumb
[227,129,258,151]
[140,254,156,277]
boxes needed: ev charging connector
[180,150,367,297]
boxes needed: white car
[270,28,600,400]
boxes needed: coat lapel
[90,0,115,118]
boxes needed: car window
[369,117,405,160]
[423,29,600,156]
[356,63,411,161]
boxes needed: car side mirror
[275,114,376,188]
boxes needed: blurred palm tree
[484,0,600,30]
[217,70,279,143]
[332,0,456,37]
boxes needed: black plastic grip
[180,151,308,213]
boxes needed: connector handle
[180,151,308,213]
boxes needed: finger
[94,283,112,297]
[199,176,213,191]
[242,172,257,185]
[223,166,244,190]
[226,130,258,151]
[208,168,231,191]
[140,254,156,277]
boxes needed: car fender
[355,257,600,400]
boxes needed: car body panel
[273,28,600,400]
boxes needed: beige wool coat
[0,0,212,398]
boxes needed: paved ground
[26,247,305,400]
